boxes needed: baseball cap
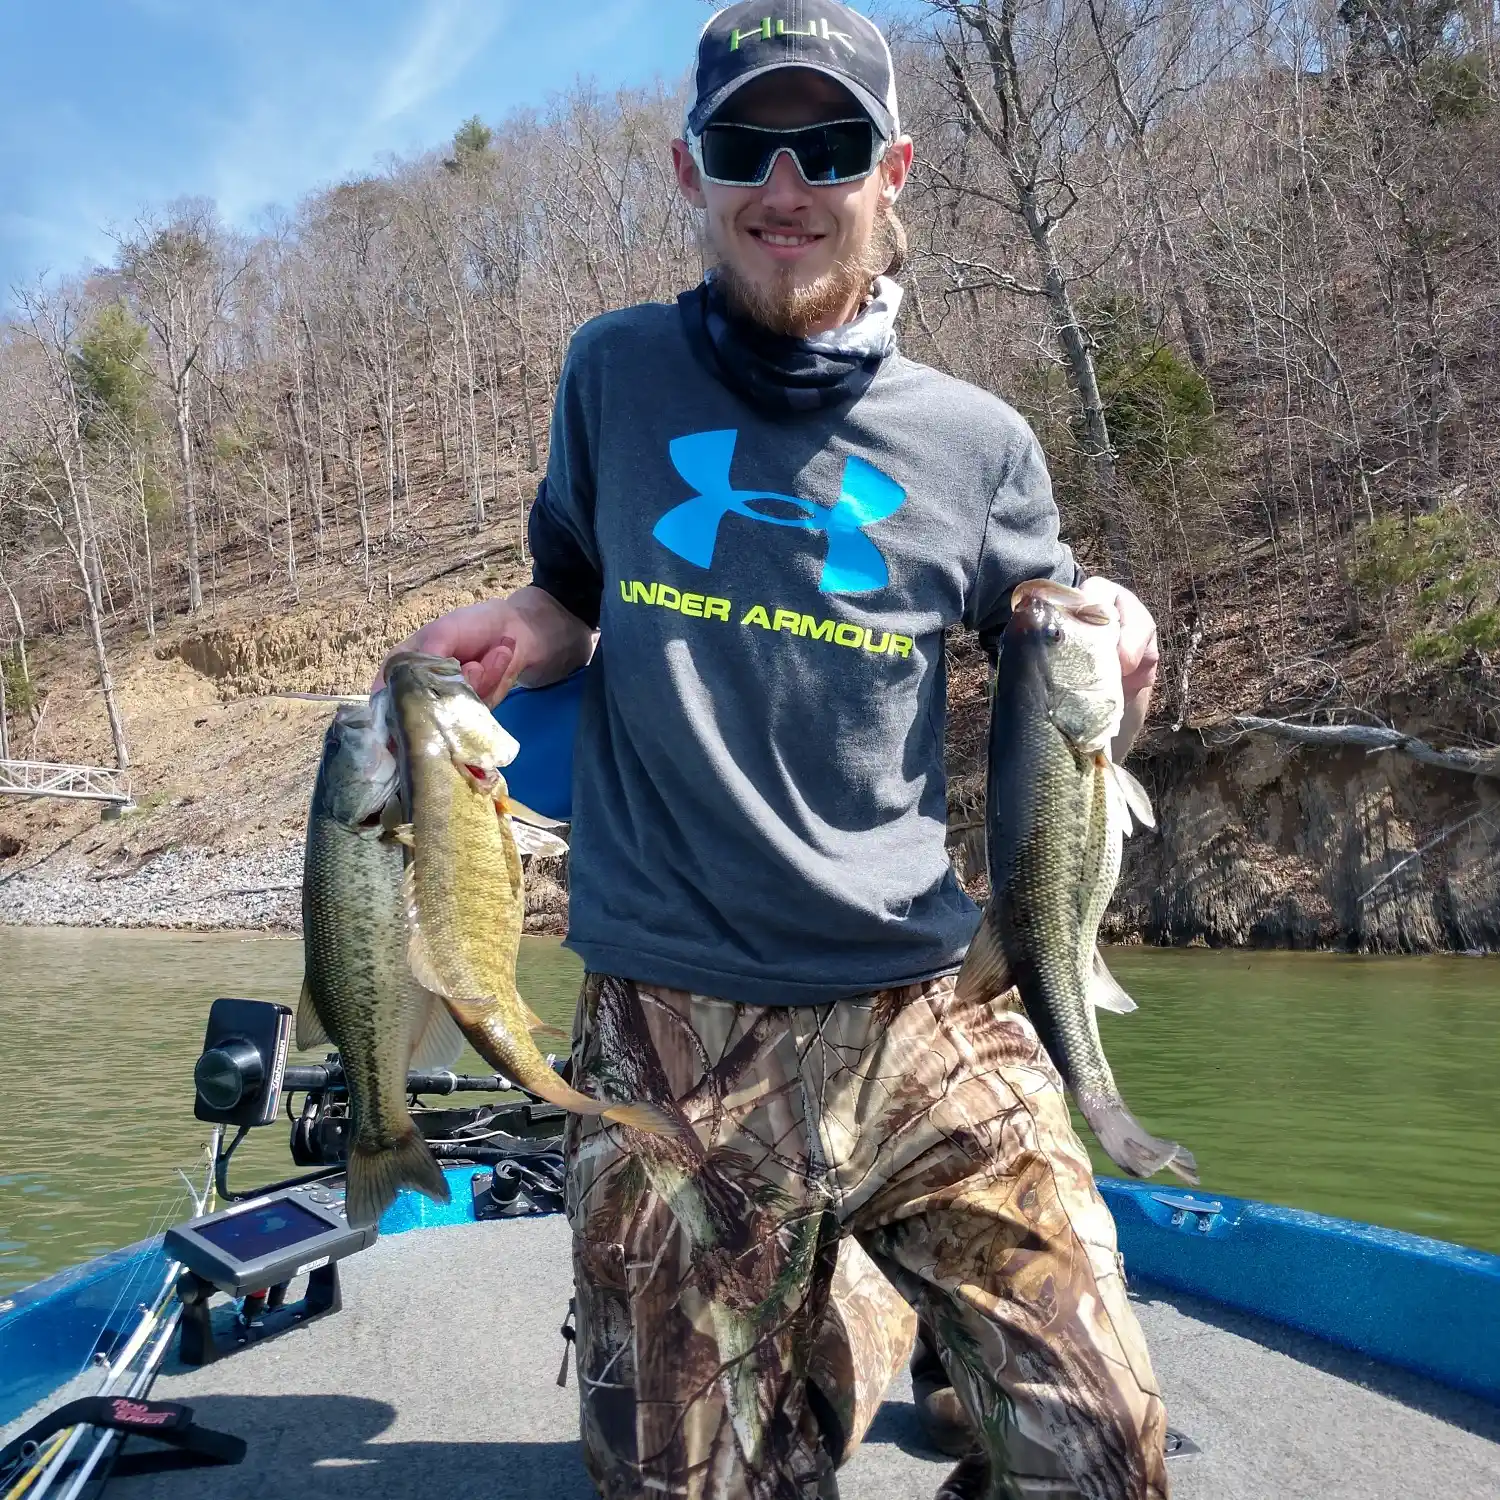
[686,2,901,142]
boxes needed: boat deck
[113,1215,1500,1500]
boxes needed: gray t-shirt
[529,294,1077,1006]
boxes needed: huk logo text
[729,17,856,54]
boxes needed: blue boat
[4,1150,1498,1499]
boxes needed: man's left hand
[1079,576,1158,758]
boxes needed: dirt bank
[0,541,572,935]
[2,543,1495,950]
[944,723,1500,953]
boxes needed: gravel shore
[0,844,304,931]
[0,840,568,934]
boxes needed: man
[380,4,1168,1496]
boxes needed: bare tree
[117,200,244,613]
[2,292,130,768]
[928,0,1135,580]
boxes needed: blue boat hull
[1100,1180,1500,1405]
[0,1239,170,1430]
[5,1176,1497,1432]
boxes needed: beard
[711,198,895,339]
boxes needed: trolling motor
[168,997,567,1365]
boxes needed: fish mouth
[1009,579,1114,635]
[325,702,400,826]
[383,649,520,771]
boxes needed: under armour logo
[652,429,906,594]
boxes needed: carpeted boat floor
[109,1215,1500,1499]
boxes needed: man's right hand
[372,586,595,708]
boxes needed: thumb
[475,637,521,709]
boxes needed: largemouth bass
[956,580,1198,1184]
[382,650,674,1135]
[300,699,464,1228]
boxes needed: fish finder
[166,1182,376,1365]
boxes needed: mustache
[702,199,895,338]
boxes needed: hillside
[4,498,1497,956]
[5,9,1500,948]
[0,504,573,931]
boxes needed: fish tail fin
[955,913,1012,1005]
[1083,1097,1199,1186]
[601,1101,680,1137]
[344,1129,451,1229]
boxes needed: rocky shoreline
[0,844,305,931]
[5,722,1496,950]
[0,840,571,936]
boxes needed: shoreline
[1,840,1493,956]
[0,844,305,931]
[0,840,569,937]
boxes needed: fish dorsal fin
[955,916,1013,1005]
[511,818,570,858]
[1089,948,1138,1014]
[403,862,452,998]
[296,977,330,1049]
[1109,761,1156,831]
[409,992,466,1070]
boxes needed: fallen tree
[1214,716,1500,780]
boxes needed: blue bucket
[490,665,587,822]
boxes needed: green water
[0,929,583,1297]
[0,930,1497,1296]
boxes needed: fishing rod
[52,1305,185,1500]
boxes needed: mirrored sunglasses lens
[797,122,877,182]
[701,122,877,185]
[700,128,774,184]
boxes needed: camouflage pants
[564,972,1169,1500]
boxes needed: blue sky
[2,0,874,299]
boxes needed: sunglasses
[689,118,888,188]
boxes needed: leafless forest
[2,0,1498,772]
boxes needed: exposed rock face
[945,728,1498,951]
[1102,735,1498,951]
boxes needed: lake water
[0,929,1497,1295]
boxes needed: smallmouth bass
[383,650,674,1136]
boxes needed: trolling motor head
[192,999,293,1128]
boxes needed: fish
[955,579,1198,1185]
[381,649,675,1135]
[299,697,465,1228]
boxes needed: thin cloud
[209,0,511,227]
[375,0,510,125]
[0,0,709,297]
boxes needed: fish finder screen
[196,1198,329,1259]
